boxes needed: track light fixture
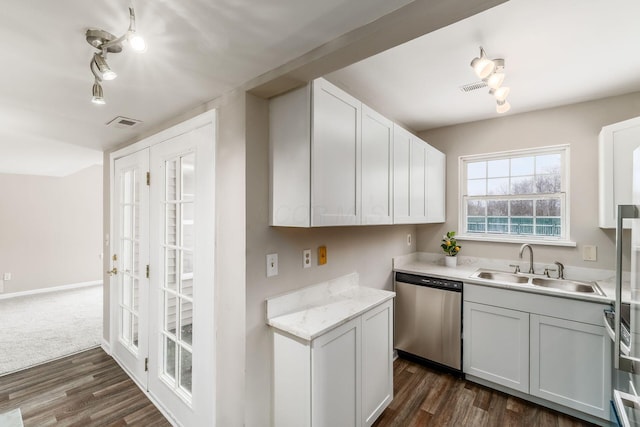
[469,47,512,114]
[92,80,105,105]
[85,7,145,104]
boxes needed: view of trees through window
[463,151,565,238]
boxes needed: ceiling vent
[106,116,143,129]
[459,81,487,92]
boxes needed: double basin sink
[470,269,606,296]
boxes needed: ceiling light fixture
[91,81,105,105]
[85,7,146,104]
[469,47,512,114]
[470,47,495,80]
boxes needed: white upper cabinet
[270,78,444,227]
[361,105,393,225]
[393,124,445,224]
[599,116,640,228]
[312,79,362,226]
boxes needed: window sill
[456,234,577,247]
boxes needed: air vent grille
[459,81,487,92]
[106,116,143,129]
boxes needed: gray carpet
[0,284,102,375]
[0,409,23,427]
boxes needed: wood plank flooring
[0,347,170,426]
[373,357,597,427]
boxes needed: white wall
[416,92,640,270]
[0,165,102,294]
[244,93,417,426]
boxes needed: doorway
[109,112,215,426]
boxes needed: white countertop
[393,253,617,304]
[266,273,395,341]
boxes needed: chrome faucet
[554,261,565,279]
[519,244,535,274]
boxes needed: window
[459,145,571,244]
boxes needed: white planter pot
[445,256,457,268]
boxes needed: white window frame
[458,144,575,247]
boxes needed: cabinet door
[426,145,445,223]
[410,138,428,222]
[361,105,393,225]
[311,79,361,226]
[530,314,611,419]
[312,317,361,427]
[393,125,411,223]
[362,300,393,426]
[464,302,530,393]
[599,116,640,228]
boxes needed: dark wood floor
[373,357,597,427]
[0,347,170,427]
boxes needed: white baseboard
[0,280,102,300]
[101,338,111,355]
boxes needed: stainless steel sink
[470,269,606,297]
[530,277,605,296]
[474,271,529,284]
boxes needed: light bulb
[470,48,495,79]
[129,33,147,52]
[102,70,117,81]
[94,54,117,80]
[494,86,510,102]
[487,72,505,90]
[496,100,511,114]
[91,82,105,105]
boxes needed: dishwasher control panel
[395,272,462,291]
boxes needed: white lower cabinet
[273,300,393,427]
[463,284,611,421]
[530,314,611,419]
[463,302,529,393]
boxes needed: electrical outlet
[582,245,597,261]
[3,273,11,281]
[303,249,311,268]
[407,234,412,246]
[266,253,278,277]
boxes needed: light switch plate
[582,245,597,261]
[266,253,278,277]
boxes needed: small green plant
[441,231,461,256]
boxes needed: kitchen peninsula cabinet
[267,274,394,427]
[463,283,611,421]
[269,77,444,227]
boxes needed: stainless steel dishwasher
[394,272,462,373]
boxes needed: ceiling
[0,0,414,176]
[327,0,640,132]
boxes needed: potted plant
[441,231,461,267]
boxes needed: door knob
[107,267,118,276]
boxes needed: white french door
[148,125,215,426]
[110,117,215,426]
[112,149,150,387]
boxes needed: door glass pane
[123,170,133,203]
[166,248,177,290]
[180,347,193,393]
[182,154,195,201]
[133,314,139,347]
[166,203,177,246]
[122,309,131,342]
[166,160,177,201]
[123,240,133,273]
[123,275,132,308]
[166,292,177,336]
[133,278,139,312]
[123,206,133,238]
[165,336,176,383]
[180,299,193,346]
